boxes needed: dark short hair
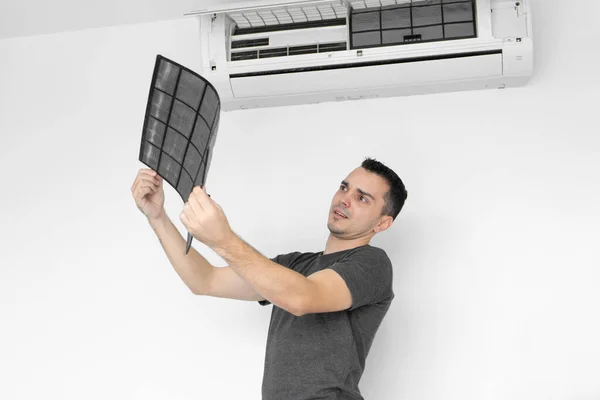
[361,158,407,220]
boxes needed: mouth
[333,209,348,219]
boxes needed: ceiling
[0,0,259,40]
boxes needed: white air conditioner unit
[192,0,533,111]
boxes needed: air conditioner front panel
[229,52,503,98]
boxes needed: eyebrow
[341,180,375,201]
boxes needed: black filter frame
[139,55,221,254]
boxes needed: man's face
[327,167,391,239]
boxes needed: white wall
[1,1,599,399]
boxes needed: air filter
[139,55,221,254]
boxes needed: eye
[340,185,347,191]
[360,196,368,203]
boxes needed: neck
[323,234,372,255]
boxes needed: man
[131,158,407,400]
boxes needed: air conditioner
[191,0,533,111]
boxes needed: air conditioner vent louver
[229,2,348,32]
[260,47,290,58]
[318,42,347,52]
[231,51,261,61]
[234,18,346,35]
[232,38,270,48]
[288,44,318,55]
[231,42,347,61]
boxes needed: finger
[139,169,163,186]
[145,175,161,186]
[137,175,161,189]
[138,186,154,198]
[192,186,213,209]
[182,201,197,221]
[136,184,156,201]
[202,185,213,200]
[132,172,160,192]
[131,179,142,195]
[179,210,189,228]
[132,178,159,196]
[180,206,196,230]
[188,191,205,217]
[139,168,159,178]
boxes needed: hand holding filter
[138,55,221,254]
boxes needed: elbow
[289,296,308,317]
[189,284,207,296]
[290,308,304,317]
[290,307,305,317]
[190,287,202,296]
[290,281,318,316]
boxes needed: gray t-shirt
[259,244,394,400]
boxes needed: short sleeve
[326,249,394,311]
[258,252,303,306]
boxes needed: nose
[340,191,351,208]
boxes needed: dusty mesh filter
[139,55,221,254]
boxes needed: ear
[373,216,393,233]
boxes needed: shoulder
[271,251,318,267]
[343,245,391,266]
[339,245,394,282]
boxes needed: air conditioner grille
[234,18,346,35]
[260,48,290,58]
[231,42,347,61]
[350,0,477,49]
[229,2,348,34]
[232,38,270,48]
[318,42,347,52]
[231,51,261,61]
[289,44,319,55]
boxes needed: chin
[327,222,345,235]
